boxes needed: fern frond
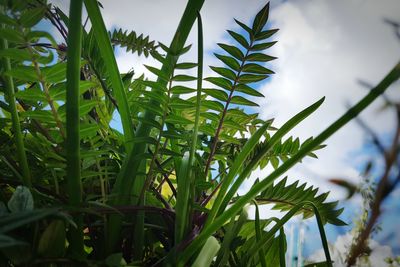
[254,177,345,225]
[110,29,160,57]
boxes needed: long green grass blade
[254,202,267,267]
[0,7,31,187]
[180,61,400,263]
[84,0,134,151]
[214,209,248,267]
[105,0,205,253]
[219,97,325,215]
[65,0,84,258]
[174,152,191,245]
[279,227,286,267]
[192,236,220,267]
[205,120,271,228]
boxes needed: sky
[50,0,400,263]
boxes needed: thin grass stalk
[279,227,286,267]
[254,202,267,267]
[217,97,324,214]
[180,61,400,263]
[174,10,204,245]
[84,0,135,152]
[65,0,84,257]
[105,0,205,253]
[0,9,31,187]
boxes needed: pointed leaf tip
[252,2,270,34]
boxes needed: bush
[0,0,399,266]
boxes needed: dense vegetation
[0,0,399,266]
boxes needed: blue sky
[49,0,400,263]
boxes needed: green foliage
[0,0,399,266]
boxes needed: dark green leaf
[175,62,197,69]
[242,63,274,74]
[209,66,236,80]
[246,53,277,62]
[227,30,249,48]
[255,29,279,41]
[0,48,31,61]
[234,19,252,37]
[236,84,264,97]
[0,28,24,43]
[172,74,197,81]
[171,86,196,94]
[251,41,277,51]
[203,88,228,101]
[252,3,270,34]
[202,100,224,112]
[19,7,45,28]
[230,96,259,106]
[218,43,244,60]
[204,77,232,90]
[214,53,240,71]
[5,66,38,81]
[238,73,268,83]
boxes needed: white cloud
[50,0,400,206]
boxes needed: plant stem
[0,8,31,187]
[65,0,84,258]
[180,61,400,263]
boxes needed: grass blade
[254,202,267,267]
[0,7,31,187]
[192,236,220,267]
[219,97,325,214]
[180,61,400,263]
[84,0,135,151]
[65,0,84,258]
[105,0,205,253]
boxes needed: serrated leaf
[214,53,240,71]
[256,177,345,225]
[218,43,244,61]
[230,96,259,106]
[242,63,274,74]
[210,66,236,80]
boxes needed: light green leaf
[7,186,33,213]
